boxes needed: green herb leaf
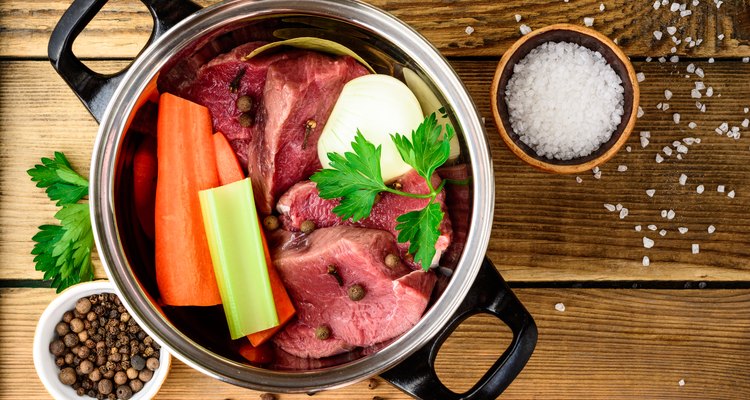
[310,130,389,221]
[395,202,443,270]
[31,203,94,292]
[27,152,89,206]
[29,152,93,292]
[391,112,455,186]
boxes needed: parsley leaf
[28,153,94,292]
[391,113,455,188]
[31,204,94,292]
[310,130,389,221]
[395,202,444,269]
[312,112,455,271]
[27,152,89,206]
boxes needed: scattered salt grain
[615,203,623,211]
[708,225,716,234]
[673,113,681,124]
[695,68,705,78]
[504,41,625,160]
[659,229,667,237]
[599,3,605,11]
[717,185,725,193]
[667,26,677,35]
[744,57,750,63]
[648,224,658,231]
[653,0,661,9]
[640,131,651,138]
[661,209,668,218]
[718,33,725,40]
[659,57,666,63]
[635,225,642,232]
[708,57,715,63]
[514,14,522,22]
[664,89,673,100]
[697,184,705,194]
[576,176,583,183]
[745,108,749,113]
[680,9,692,16]
[655,154,664,163]
[653,31,663,40]
[706,87,714,97]
[667,209,676,220]
[670,47,677,54]
[678,227,688,234]
[686,63,695,73]
[583,17,594,27]
[643,237,655,249]
[555,303,566,312]
[688,122,697,129]
[594,171,602,180]
[678,379,686,387]
[676,144,688,154]
[728,190,736,199]
[663,146,673,156]
[604,203,616,212]
[637,106,644,118]
[643,256,650,266]
[692,244,700,254]
[646,189,656,197]
[465,26,475,35]
[679,173,688,185]
[663,103,670,111]
[520,24,532,35]
[626,146,632,152]
[695,81,705,90]
[641,137,650,148]
[742,119,749,128]
[619,208,629,219]
[691,89,702,98]
[618,165,628,172]
[636,72,645,82]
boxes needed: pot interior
[111,11,476,373]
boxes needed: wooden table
[2,1,750,399]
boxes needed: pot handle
[380,257,537,399]
[48,0,201,123]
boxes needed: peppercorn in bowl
[33,281,171,400]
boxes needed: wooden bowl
[490,23,639,174]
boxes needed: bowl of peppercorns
[33,281,171,400]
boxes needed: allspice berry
[49,339,66,356]
[146,357,159,371]
[55,322,70,336]
[263,215,280,231]
[63,332,79,347]
[238,112,253,127]
[89,369,102,382]
[384,253,400,269]
[116,385,133,400]
[129,378,144,393]
[348,284,366,301]
[138,368,154,382]
[236,95,253,113]
[98,379,113,395]
[114,370,128,385]
[70,318,85,333]
[315,325,331,340]
[368,378,379,389]
[126,367,138,380]
[75,297,92,314]
[59,367,77,385]
[300,220,315,234]
[79,359,94,375]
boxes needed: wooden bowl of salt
[490,23,639,174]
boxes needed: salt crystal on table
[696,68,705,78]
[664,89,673,100]
[743,57,750,63]
[728,190,736,198]
[636,72,645,82]
[643,237,655,248]
[619,208,629,219]
[654,31,663,40]
[667,26,677,35]
[555,303,566,312]
[576,176,583,183]
[717,185,725,193]
[695,81,705,90]
[600,3,605,11]
[663,146,673,156]
[673,113,681,124]
[641,137,650,148]
[670,47,677,54]
[618,165,628,172]
[646,189,656,197]
[680,9,692,16]
[637,106,644,118]
[656,102,663,110]
[640,131,651,138]
[708,225,716,234]
[687,63,696,73]
[655,154,664,163]
[742,119,749,128]
[616,204,623,211]
[520,24,532,35]
[678,227,688,234]
[583,17,594,27]
[718,34,725,40]
[676,144,688,154]
[604,203,616,212]
[654,0,661,9]
[697,184,705,194]
[648,224,658,231]
[643,256,650,267]
[745,108,749,113]
[667,209,675,220]
[679,173,688,185]
[688,122,697,129]
[659,57,666,63]
[515,14,522,22]
[465,26,475,35]
[691,89,702,98]
[659,229,667,236]
[663,103,670,111]
[708,57,715,63]
[661,209,668,218]
[635,225,642,232]
[626,146,632,152]
[692,244,700,254]
[678,379,686,387]
[706,87,714,97]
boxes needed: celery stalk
[199,178,278,339]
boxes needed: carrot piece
[155,93,222,306]
[132,137,157,240]
[247,228,296,346]
[238,340,275,365]
[213,131,245,185]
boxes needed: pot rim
[90,0,494,392]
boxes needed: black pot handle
[381,258,537,399]
[48,0,201,123]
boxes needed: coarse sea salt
[555,303,566,312]
[643,237,655,248]
[679,173,688,185]
[708,225,716,234]
[583,17,595,27]
[505,41,624,160]
[520,24,532,35]
[697,184,705,194]
[643,256,650,266]
[692,244,700,254]
[646,189,656,197]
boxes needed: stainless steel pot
[49,0,537,398]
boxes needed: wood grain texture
[2,0,749,59]
[3,287,748,399]
[2,59,750,281]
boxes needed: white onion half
[318,74,423,182]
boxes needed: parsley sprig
[311,113,455,270]
[28,152,93,292]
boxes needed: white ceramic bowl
[33,280,171,400]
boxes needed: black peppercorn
[130,355,146,371]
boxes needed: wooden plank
[2,0,750,59]
[4,287,749,399]
[2,59,750,281]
